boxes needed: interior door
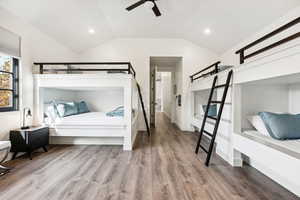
[150,65,156,127]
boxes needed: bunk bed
[190,61,233,165]
[232,17,300,196]
[190,62,220,132]
[33,62,148,151]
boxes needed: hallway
[0,113,298,200]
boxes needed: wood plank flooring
[0,113,298,200]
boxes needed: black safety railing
[190,61,220,83]
[236,17,300,64]
[34,62,136,77]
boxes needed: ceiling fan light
[204,28,211,35]
[144,1,155,9]
[88,28,95,34]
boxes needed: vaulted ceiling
[0,0,299,53]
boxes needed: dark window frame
[0,57,19,112]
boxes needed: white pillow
[198,104,204,115]
[44,103,59,123]
[247,115,270,137]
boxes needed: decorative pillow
[202,104,217,117]
[247,115,270,137]
[198,104,204,115]
[56,102,78,117]
[106,106,124,117]
[51,100,69,115]
[44,102,59,122]
[77,101,90,114]
[259,112,300,140]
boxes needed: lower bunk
[232,71,300,196]
[48,111,139,150]
[233,131,300,196]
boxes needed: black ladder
[195,70,233,166]
[137,83,151,136]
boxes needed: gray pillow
[259,112,300,140]
[77,101,90,114]
[56,102,78,117]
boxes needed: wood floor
[0,113,298,200]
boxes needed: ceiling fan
[126,0,161,17]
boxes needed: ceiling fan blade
[126,0,146,11]
[152,3,161,16]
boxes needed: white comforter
[54,112,125,127]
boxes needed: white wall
[193,89,210,117]
[241,84,289,129]
[0,8,76,140]
[43,88,77,103]
[173,60,183,127]
[161,72,172,118]
[42,88,124,113]
[289,83,300,114]
[79,38,219,130]
[75,89,124,112]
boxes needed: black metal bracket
[190,61,220,83]
[235,17,300,64]
[33,62,136,77]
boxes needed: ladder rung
[203,130,213,137]
[214,84,226,89]
[207,116,217,120]
[199,144,208,153]
[211,101,222,104]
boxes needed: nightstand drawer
[28,128,49,149]
[10,127,49,160]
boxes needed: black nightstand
[10,127,49,160]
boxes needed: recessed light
[88,28,95,34]
[204,28,211,35]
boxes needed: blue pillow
[56,102,78,117]
[106,106,124,117]
[77,101,90,114]
[202,104,217,117]
[259,112,300,140]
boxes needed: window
[0,55,19,112]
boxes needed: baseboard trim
[50,136,123,145]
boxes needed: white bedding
[52,112,125,127]
[244,130,300,155]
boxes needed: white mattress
[53,112,125,127]
[243,130,300,155]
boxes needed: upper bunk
[234,16,300,84]
[190,61,233,91]
[33,62,137,89]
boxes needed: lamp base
[21,126,30,130]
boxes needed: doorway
[149,56,183,128]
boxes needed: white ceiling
[0,0,299,53]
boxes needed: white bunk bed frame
[190,62,234,163]
[33,62,141,151]
[232,17,300,196]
